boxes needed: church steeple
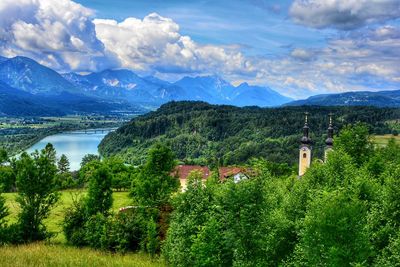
[324,113,334,161]
[301,112,311,145]
[299,112,312,177]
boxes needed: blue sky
[0,0,399,98]
[75,0,327,55]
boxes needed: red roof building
[173,165,210,190]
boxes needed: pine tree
[58,154,70,173]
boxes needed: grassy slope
[0,243,164,267]
[3,190,132,243]
[0,190,166,266]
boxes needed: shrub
[63,197,88,246]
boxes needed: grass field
[373,134,400,146]
[3,190,132,243]
[0,191,168,266]
[0,243,165,267]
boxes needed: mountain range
[0,56,292,116]
[0,55,399,116]
[286,90,400,107]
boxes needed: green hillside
[99,101,400,166]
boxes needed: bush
[108,209,146,253]
[63,196,88,246]
[84,213,110,250]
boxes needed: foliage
[14,147,59,242]
[99,101,399,166]
[55,154,75,189]
[0,191,9,244]
[63,196,88,246]
[85,164,113,216]
[293,190,372,266]
[0,165,15,192]
[335,122,374,166]
[63,162,113,246]
[81,154,101,168]
[0,148,7,164]
[105,157,134,191]
[164,123,400,266]
[131,143,179,208]
[58,154,70,173]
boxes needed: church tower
[299,112,312,177]
[324,113,334,162]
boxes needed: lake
[26,129,114,171]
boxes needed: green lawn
[0,243,165,267]
[3,190,132,243]
[373,134,400,147]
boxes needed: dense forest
[99,101,400,166]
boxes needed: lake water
[26,129,114,171]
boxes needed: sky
[0,0,399,98]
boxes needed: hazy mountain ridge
[1,55,399,117]
[63,70,292,107]
[287,90,400,107]
[0,56,292,115]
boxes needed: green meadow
[0,243,164,267]
[0,191,166,267]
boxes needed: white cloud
[94,13,255,76]
[0,0,116,72]
[0,0,399,98]
[245,24,400,98]
[290,0,400,30]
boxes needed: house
[173,165,210,191]
[219,167,249,183]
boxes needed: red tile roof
[174,165,210,180]
[218,167,244,180]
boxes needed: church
[298,113,334,177]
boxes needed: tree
[104,157,133,191]
[15,149,59,242]
[131,143,179,208]
[0,148,8,164]
[294,190,372,266]
[80,154,101,168]
[0,190,9,244]
[0,192,8,228]
[56,154,74,189]
[85,163,113,216]
[43,143,57,163]
[335,123,373,166]
[0,165,16,192]
[58,154,70,173]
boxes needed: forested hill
[99,101,400,166]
